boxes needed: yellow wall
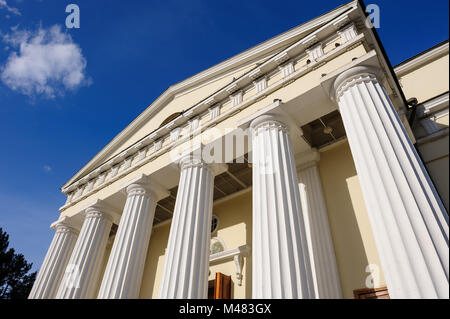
[139,190,253,298]
[318,141,386,298]
[398,54,449,103]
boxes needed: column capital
[83,199,120,224]
[249,113,288,133]
[331,65,384,102]
[50,216,80,234]
[178,154,228,176]
[172,143,228,176]
[237,99,303,139]
[121,174,170,202]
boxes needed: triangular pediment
[62,1,358,191]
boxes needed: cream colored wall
[139,190,253,299]
[398,54,449,103]
[318,141,386,299]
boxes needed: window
[353,287,390,299]
[208,272,231,299]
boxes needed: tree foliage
[0,227,36,299]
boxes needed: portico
[29,1,449,299]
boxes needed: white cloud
[43,165,52,172]
[1,25,90,98]
[0,0,21,16]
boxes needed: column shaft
[28,220,79,299]
[298,161,342,299]
[159,157,214,299]
[56,208,112,299]
[98,181,159,298]
[333,66,449,298]
[251,115,315,299]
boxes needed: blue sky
[0,0,448,272]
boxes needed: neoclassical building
[29,1,449,299]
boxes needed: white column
[28,217,79,299]
[297,151,342,299]
[332,66,449,299]
[158,156,215,299]
[251,114,315,299]
[56,202,113,299]
[98,175,167,299]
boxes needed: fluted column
[332,66,449,298]
[251,114,315,299]
[98,175,167,298]
[297,151,342,299]
[158,156,215,299]
[56,202,113,299]
[28,217,79,299]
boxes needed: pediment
[62,1,358,192]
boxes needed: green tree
[0,227,36,299]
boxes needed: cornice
[416,92,449,118]
[394,41,449,77]
[62,1,358,191]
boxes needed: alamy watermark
[365,4,380,29]
[62,263,81,289]
[365,263,381,288]
[65,4,80,29]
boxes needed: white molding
[254,77,267,93]
[417,92,449,117]
[394,41,449,76]
[337,23,357,43]
[231,91,243,107]
[170,128,181,142]
[306,43,324,61]
[209,105,220,120]
[209,245,250,286]
[280,62,294,77]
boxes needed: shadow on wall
[211,190,252,299]
[139,223,170,298]
[318,141,383,299]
